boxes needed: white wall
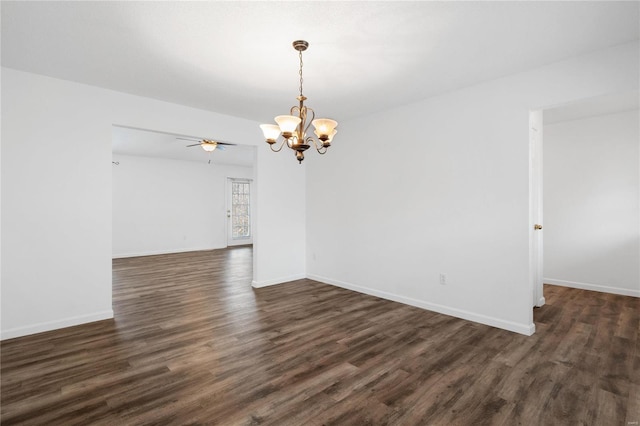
[112,154,253,258]
[252,145,307,288]
[3,42,637,340]
[544,110,639,296]
[1,68,305,339]
[306,42,639,335]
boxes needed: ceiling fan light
[260,124,281,143]
[275,115,301,135]
[201,143,217,152]
[311,118,338,141]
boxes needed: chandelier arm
[307,136,327,154]
[306,136,318,148]
[289,105,303,141]
[269,138,287,153]
[303,107,315,138]
[313,139,328,154]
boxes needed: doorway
[541,92,639,297]
[529,91,640,309]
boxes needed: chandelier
[260,40,338,164]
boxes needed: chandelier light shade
[311,119,338,141]
[260,40,339,163]
[259,124,281,142]
[274,115,301,137]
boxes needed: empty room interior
[1,2,639,425]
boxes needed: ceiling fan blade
[186,143,201,147]
[216,142,236,146]
[177,137,200,142]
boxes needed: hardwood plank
[1,247,638,425]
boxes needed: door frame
[529,110,545,308]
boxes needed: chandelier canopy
[260,40,338,164]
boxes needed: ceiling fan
[177,137,236,152]
[176,137,237,164]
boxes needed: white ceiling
[544,91,640,124]
[112,126,256,167]
[2,1,638,125]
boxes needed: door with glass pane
[227,178,253,246]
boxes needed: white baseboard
[544,278,640,298]
[307,274,535,336]
[252,273,306,288]
[113,246,224,259]
[1,310,114,341]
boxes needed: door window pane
[232,181,251,239]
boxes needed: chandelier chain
[298,49,304,98]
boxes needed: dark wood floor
[1,246,638,425]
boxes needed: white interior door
[530,110,545,307]
[226,178,253,246]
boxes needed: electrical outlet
[439,273,447,285]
